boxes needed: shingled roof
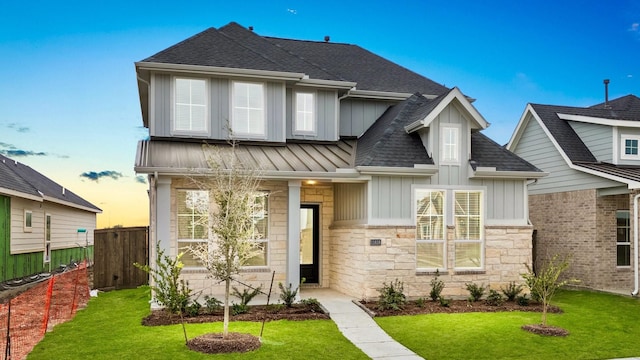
[141,22,449,95]
[0,154,101,212]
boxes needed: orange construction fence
[0,263,90,360]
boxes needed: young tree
[188,142,265,337]
[522,253,578,326]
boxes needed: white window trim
[243,190,270,268]
[414,188,447,272]
[616,210,631,268]
[44,213,51,264]
[176,189,210,270]
[171,77,209,136]
[440,125,461,165]
[293,91,317,136]
[620,134,640,160]
[230,80,266,139]
[452,190,484,271]
[24,210,33,232]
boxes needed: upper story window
[24,210,32,232]
[294,92,316,134]
[441,125,460,165]
[174,78,208,134]
[231,81,265,138]
[622,135,640,159]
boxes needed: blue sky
[1,0,638,228]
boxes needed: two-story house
[134,22,545,300]
[507,93,640,294]
[0,154,100,283]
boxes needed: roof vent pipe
[324,35,330,42]
[604,79,610,109]
[248,26,254,32]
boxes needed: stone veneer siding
[529,189,636,292]
[329,224,533,299]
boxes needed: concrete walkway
[302,288,423,360]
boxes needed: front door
[300,204,319,284]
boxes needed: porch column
[287,180,301,293]
[151,176,171,309]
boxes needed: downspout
[632,194,640,296]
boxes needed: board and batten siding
[469,178,528,224]
[333,183,367,223]
[513,114,620,195]
[339,99,395,137]
[150,73,286,142]
[10,197,96,254]
[369,176,431,224]
[286,88,338,141]
[568,121,613,162]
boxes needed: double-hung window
[415,189,446,270]
[441,126,460,164]
[294,92,315,134]
[174,78,207,134]
[245,192,269,267]
[24,210,32,232]
[177,190,209,267]
[231,81,265,137]
[616,210,631,267]
[453,191,483,269]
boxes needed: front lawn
[28,287,368,360]
[375,289,640,360]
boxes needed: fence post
[5,300,11,360]
[41,276,55,335]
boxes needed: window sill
[240,267,270,273]
[454,270,485,275]
[416,270,448,276]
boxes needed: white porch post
[287,180,301,294]
[151,176,171,309]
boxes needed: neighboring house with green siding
[0,154,101,283]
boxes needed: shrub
[185,301,201,317]
[203,295,222,313]
[279,278,305,308]
[486,289,504,306]
[377,279,406,311]
[516,294,530,306]
[465,282,485,302]
[232,285,263,306]
[300,298,322,312]
[501,282,524,301]
[438,296,450,307]
[134,242,192,314]
[429,270,445,301]
[267,303,285,313]
[415,297,426,308]
[232,302,249,315]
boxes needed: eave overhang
[558,113,640,127]
[355,164,438,176]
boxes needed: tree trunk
[541,299,548,326]
[223,277,230,337]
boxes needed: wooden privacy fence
[93,226,149,290]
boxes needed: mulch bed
[521,324,569,336]
[359,299,562,317]
[142,303,329,326]
[187,332,261,354]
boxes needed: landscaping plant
[429,269,445,301]
[232,285,263,306]
[486,289,504,306]
[377,278,406,311]
[501,281,524,302]
[465,282,485,302]
[278,278,304,307]
[521,253,578,325]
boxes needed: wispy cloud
[287,8,297,15]
[7,123,30,133]
[2,149,47,157]
[629,23,639,32]
[135,175,147,184]
[80,170,124,182]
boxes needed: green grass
[28,287,368,360]
[375,289,640,360]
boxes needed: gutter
[633,194,640,296]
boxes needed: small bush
[429,270,445,301]
[300,298,322,312]
[377,279,406,311]
[516,294,530,306]
[438,296,450,307]
[486,289,504,306]
[501,282,524,302]
[415,297,426,308]
[279,278,304,308]
[232,302,249,315]
[466,282,485,302]
[203,295,222,314]
[267,303,285,313]
[232,285,263,306]
[185,301,201,317]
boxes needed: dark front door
[300,204,319,284]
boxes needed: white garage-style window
[231,81,265,137]
[453,190,484,269]
[294,92,316,134]
[415,189,446,270]
[173,78,208,134]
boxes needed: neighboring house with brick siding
[134,22,545,300]
[507,94,640,294]
[0,154,100,283]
